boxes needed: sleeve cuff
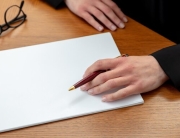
[151,44,180,91]
[44,0,64,8]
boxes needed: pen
[69,70,106,91]
[68,54,129,91]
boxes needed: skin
[64,0,128,31]
[80,56,169,102]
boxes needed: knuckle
[94,11,103,18]
[76,5,84,13]
[103,19,111,26]
[95,60,104,68]
[107,79,117,89]
[76,3,88,13]
[107,59,115,67]
[99,74,108,83]
[120,91,128,98]
[83,14,91,21]
[116,58,125,66]
[94,87,101,94]
[125,64,134,73]
[110,3,117,9]
[103,7,112,13]
[109,93,117,101]
[135,81,144,90]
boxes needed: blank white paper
[0,33,144,133]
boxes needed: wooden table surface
[1,0,180,137]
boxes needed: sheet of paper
[0,33,144,133]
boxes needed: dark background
[114,0,180,44]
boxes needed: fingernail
[98,26,103,31]
[102,96,107,102]
[119,23,125,28]
[88,89,93,95]
[123,17,128,22]
[111,25,117,31]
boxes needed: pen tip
[69,86,75,91]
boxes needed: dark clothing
[114,0,180,44]
[44,0,63,8]
[44,0,180,91]
[152,44,180,91]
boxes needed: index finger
[83,57,124,78]
[83,54,129,77]
[83,58,115,78]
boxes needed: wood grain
[1,0,180,138]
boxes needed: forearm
[44,0,64,8]
[151,44,180,90]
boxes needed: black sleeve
[151,44,180,91]
[44,0,64,8]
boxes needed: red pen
[68,54,128,91]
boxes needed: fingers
[83,57,127,78]
[101,0,128,23]
[87,6,117,31]
[73,0,128,31]
[85,77,131,95]
[81,11,104,31]
[96,0,127,28]
[87,0,127,30]
[81,67,128,91]
[102,85,135,102]
[83,58,121,78]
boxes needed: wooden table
[1,0,180,137]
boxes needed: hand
[80,56,169,102]
[64,0,128,31]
